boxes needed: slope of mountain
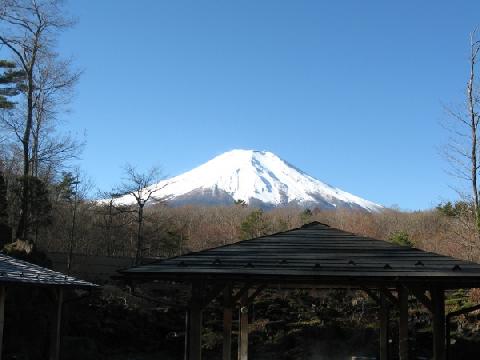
[115,149,383,212]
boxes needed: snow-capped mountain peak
[116,149,383,212]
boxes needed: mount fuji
[115,149,383,212]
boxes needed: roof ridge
[300,221,330,228]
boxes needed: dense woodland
[32,200,480,264]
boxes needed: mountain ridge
[115,149,383,212]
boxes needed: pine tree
[234,199,247,207]
[12,176,52,241]
[300,208,313,224]
[389,231,413,247]
[56,172,80,271]
[240,209,270,240]
[0,60,25,109]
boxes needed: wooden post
[49,288,64,360]
[379,292,389,360]
[238,291,249,360]
[446,318,451,360]
[186,283,203,360]
[184,309,190,360]
[398,286,409,360]
[186,306,203,360]
[223,284,233,360]
[431,288,446,360]
[0,286,6,360]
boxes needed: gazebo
[121,222,480,360]
[0,252,96,360]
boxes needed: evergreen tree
[436,201,471,217]
[13,176,52,240]
[300,208,313,224]
[0,59,25,109]
[389,231,413,247]
[55,172,80,271]
[56,172,78,202]
[234,199,247,207]
[240,209,270,240]
[26,177,52,232]
[161,229,185,257]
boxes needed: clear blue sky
[57,0,480,210]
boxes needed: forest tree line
[31,199,480,265]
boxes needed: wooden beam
[398,286,409,360]
[0,287,5,360]
[379,292,389,360]
[238,291,249,360]
[186,282,204,360]
[222,284,233,360]
[431,288,446,360]
[49,288,64,360]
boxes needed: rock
[5,239,34,254]
[3,239,52,267]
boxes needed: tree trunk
[135,203,144,265]
[468,33,480,232]
[17,68,34,240]
[67,196,78,273]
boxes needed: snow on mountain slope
[115,149,383,212]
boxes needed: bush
[389,231,413,247]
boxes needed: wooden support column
[398,286,409,360]
[379,292,389,360]
[431,288,446,360]
[185,282,204,360]
[223,284,233,360]
[187,306,202,360]
[238,291,249,360]
[49,288,64,360]
[184,309,190,360]
[0,286,6,360]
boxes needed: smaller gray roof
[0,253,96,288]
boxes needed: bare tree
[95,193,116,256]
[443,29,480,232]
[30,56,82,179]
[114,164,164,265]
[0,0,77,240]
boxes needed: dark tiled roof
[0,253,96,288]
[121,222,480,288]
